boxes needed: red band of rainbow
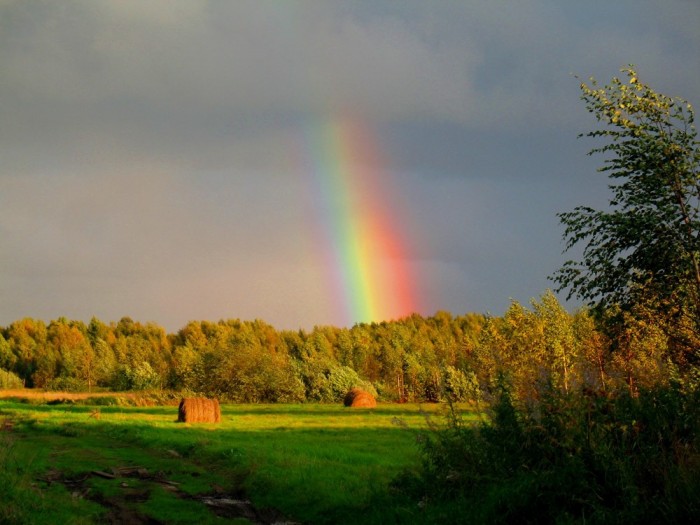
[304,116,419,325]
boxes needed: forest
[0,289,681,406]
[0,293,598,399]
[0,309,483,402]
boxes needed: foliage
[469,291,599,404]
[0,367,23,389]
[434,293,698,522]
[441,365,473,401]
[402,384,700,523]
[0,312,485,403]
[45,375,89,392]
[397,68,700,523]
[112,361,161,391]
[552,66,700,353]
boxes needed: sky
[1,0,699,333]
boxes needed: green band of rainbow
[304,116,418,325]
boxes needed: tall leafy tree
[0,333,16,371]
[553,67,700,349]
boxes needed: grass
[0,396,477,524]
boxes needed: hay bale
[344,388,377,408]
[178,397,221,423]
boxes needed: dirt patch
[37,469,161,524]
[93,493,164,525]
[40,470,159,524]
[193,492,297,523]
[100,483,159,524]
[38,466,295,524]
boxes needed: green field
[0,396,475,524]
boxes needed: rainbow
[303,115,419,325]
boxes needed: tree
[0,333,16,371]
[47,319,94,391]
[533,290,579,394]
[553,67,700,352]
[6,318,48,386]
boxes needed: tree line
[1,287,687,404]
[0,311,486,402]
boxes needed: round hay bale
[178,397,221,423]
[344,388,377,408]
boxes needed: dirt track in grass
[42,466,292,524]
[1,410,295,525]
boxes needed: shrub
[328,365,376,401]
[401,383,700,523]
[45,376,88,392]
[442,365,473,402]
[0,368,23,389]
[112,362,161,391]
[297,360,376,403]
[79,396,120,406]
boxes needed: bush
[45,376,88,392]
[328,365,377,401]
[79,396,120,406]
[112,362,161,391]
[400,383,700,523]
[0,368,23,389]
[442,365,474,402]
[296,360,375,403]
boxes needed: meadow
[0,392,476,524]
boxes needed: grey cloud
[1,0,699,330]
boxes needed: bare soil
[39,466,294,524]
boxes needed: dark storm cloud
[1,0,699,330]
